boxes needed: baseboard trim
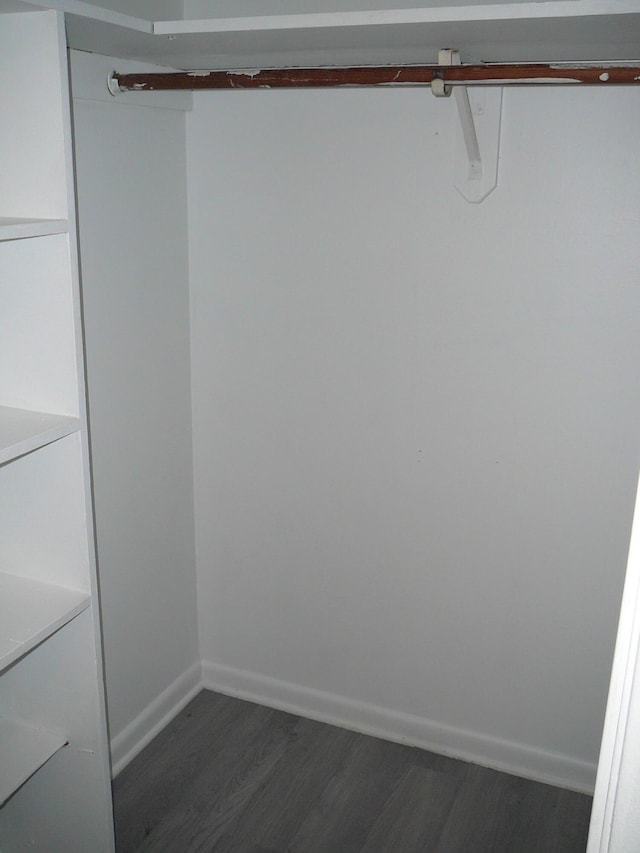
[202,660,596,794]
[110,662,203,776]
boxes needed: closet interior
[1,1,639,850]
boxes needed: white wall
[187,85,640,791]
[71,53,199,772]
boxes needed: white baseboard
[202,660,596,794]
[110,662,203,776]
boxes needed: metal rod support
[112,62,640,92]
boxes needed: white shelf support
[453,83,481,182]
[106,70,122,97]
[432,49,502,204]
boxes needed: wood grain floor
[113,690,592,852]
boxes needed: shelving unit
[0,7,114,851]
[0,572,90,672]
[0,407,79,465]
[0,218,68,241]
[0,719,67,807]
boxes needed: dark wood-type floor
[113,690,592,853]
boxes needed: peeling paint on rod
[112,62,640,92]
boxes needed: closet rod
[111,62,640,92]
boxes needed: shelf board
[0,717,67,806]
[67,1,640,69]
[0,572,90,674]
[0,218,68,242]
[5,0,639,66]
[0,406,79,465]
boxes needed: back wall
[187,84,640,792]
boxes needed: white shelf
[0,406,79,465]
[147,5,640,68]
[0,718,67,806]
[0,571,90,673]
[1,0,630,69]
[0,218,68,242]
[3,0,639,68]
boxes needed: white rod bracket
[107,71,123,97]
[432,49,502,204]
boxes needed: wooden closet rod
[112,62,640,92]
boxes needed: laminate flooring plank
[488,774,590,853]
[114,692,251,852]
[285,732,415,853]
[243,848,280,853]
[496,777,562,853]
[434,763,532,853]
[360,765,461,853]
[244,848,281,853]
[134,702,299,853]
[434,764,591,853]
[487,773,590,853]
[533,787,592,852]
[415,749,479,779]
[215,717,359,853]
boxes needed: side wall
[187,85,640,792]
[71,52,199,773]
